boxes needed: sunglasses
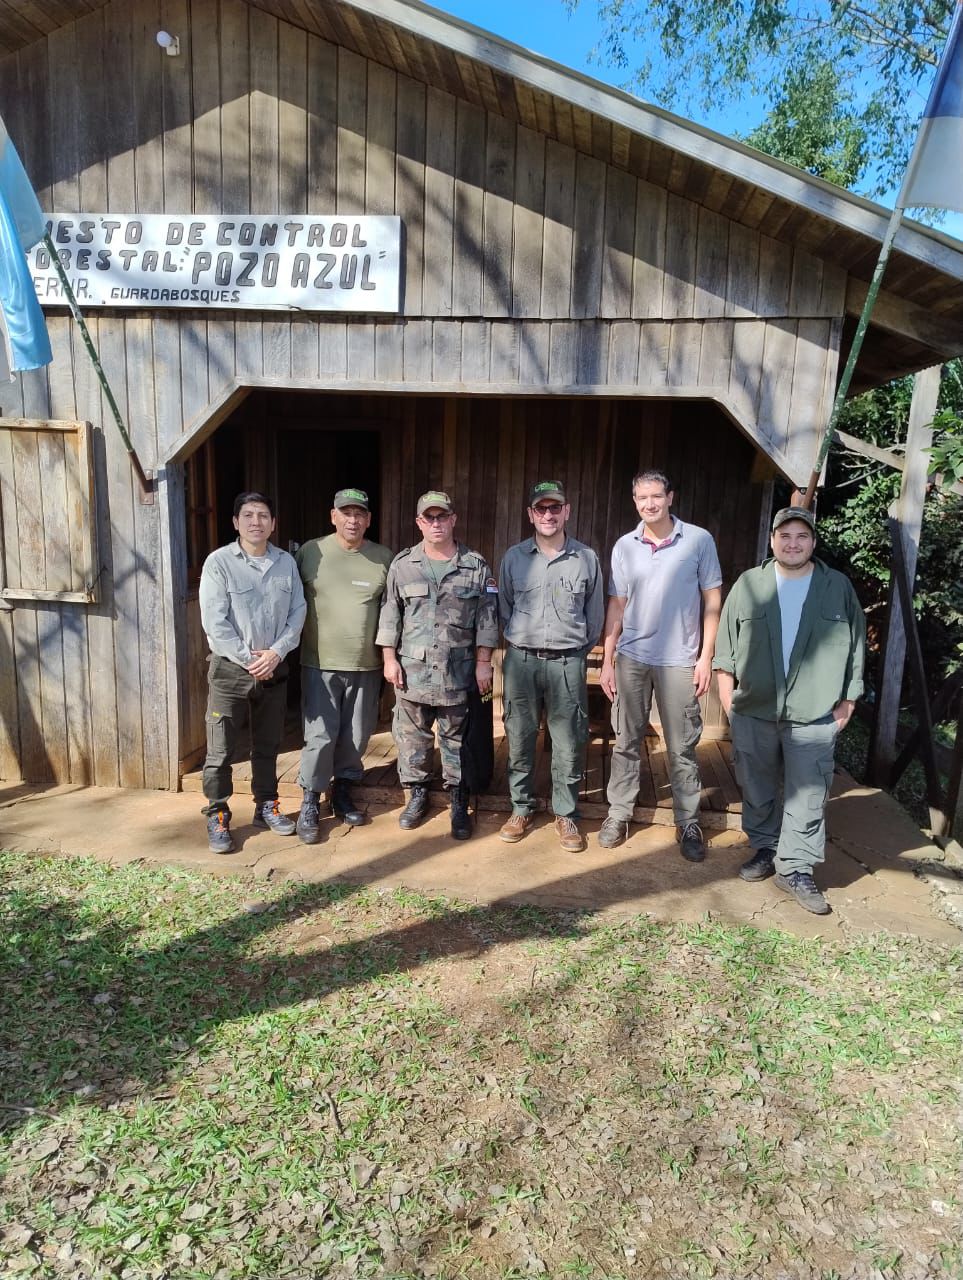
[532,503,564,515]
[419,512,453,523]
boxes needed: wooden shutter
[0,417,99,604]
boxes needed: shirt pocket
[736,608,770,662]
[819,608,850,647]
[446,578,480,632]
[556,575,588,617]
[227,582,256,607]
[402,581,430,600]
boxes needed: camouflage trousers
[393,696,468,789]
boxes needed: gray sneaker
[677,821,706,863]
[206,808,234,854]
[253,799,296,836]
[739,848,776,881]
[598,816,629,849]
[774,871,830,915]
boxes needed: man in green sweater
[713,507,865,915]
[295,488,393,843]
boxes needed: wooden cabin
[1,0,962,792]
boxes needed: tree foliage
[566,0,955,197]
[817,362,963,679]
[742,59,868,187]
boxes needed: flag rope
[42,232,154,498]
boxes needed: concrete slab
[0,774,959,943]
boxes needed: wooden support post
[947,702,963,847]
[868,365,941,783]
[886,519,945,833]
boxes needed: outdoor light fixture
[156,30,181,55]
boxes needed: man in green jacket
[713,507,865,915]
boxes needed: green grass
[1,850,961,1279]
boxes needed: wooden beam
[835,427,963,498]
[868,365,941,784]
[846,279,963,354]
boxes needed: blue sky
[431,0,963,240]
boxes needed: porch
[181,722,744,829]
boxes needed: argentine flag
[902,4,963,214]
[0,113,51,379]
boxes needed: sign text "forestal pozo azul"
[31,215,402,312]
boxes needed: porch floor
[181,724,744,827]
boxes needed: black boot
[399,784,430,830]
[449,783,472,841]
[331,778,365,827]
[296,789,322,845]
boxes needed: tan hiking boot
[554,815,586,852]
[499,813,534,843]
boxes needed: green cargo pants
[728,709,838,874]
[502,646,588,818]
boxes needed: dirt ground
[0,769,958,943]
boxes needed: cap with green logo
[528,480,566,507]
[416,490,454,516]
[333,488,370,511]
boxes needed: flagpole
[797,203,905,509]
[41,232,154,500]
[798,0,962,510]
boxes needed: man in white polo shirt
[598,469,722,860]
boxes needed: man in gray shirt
[498,481,604,851]
[198,491,306,853]
[598,470,722,861]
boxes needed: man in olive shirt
[498,481,604,851]
[714,507,865,915]
[295,488,393,843]
[376,491,499,840]
[199,492,306,853]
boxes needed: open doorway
[178,390,386,775]
[275,426,381,551]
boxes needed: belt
[510,644,583,660]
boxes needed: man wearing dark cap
[294,488,394,843]
[497,481,604,851]
[713,506,865,915]
[376,491,499,839]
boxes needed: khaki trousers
[605,653,703,825]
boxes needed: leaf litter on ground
[0,849,960,1279]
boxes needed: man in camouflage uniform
[376,490,499,839]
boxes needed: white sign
[31,214,402,312]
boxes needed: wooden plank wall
[176,390,761,761]
[0,0,847,787]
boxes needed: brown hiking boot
[554,815,586,852]
[499,813,534,843]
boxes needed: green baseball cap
[528,480,566,506]
[333,487,370,511]
[416,490,454,515]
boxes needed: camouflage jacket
[375,542,500,705]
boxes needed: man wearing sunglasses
[376,491,499,839]
[497,481,604,851]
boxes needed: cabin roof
[3,0,962,391]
